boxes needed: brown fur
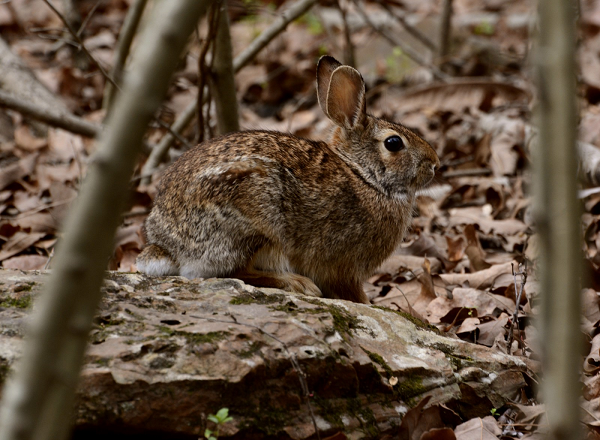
[137,56,440,304]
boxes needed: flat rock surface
[0,270,532,439]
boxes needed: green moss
[235,341,263,358]
[346,398,379,439]
[93,358,110,367]
[313,395,344,428]
[361,347,393,375]
[371,305,439,333]
[230,291,287,305]
[0,295,33,309]
[158,325,175,336]
[269,301,298,313]
[161,328,230,345]
[301,298,369,338]
[237,405,289,436]
[395,376,427,402]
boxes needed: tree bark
[534,1,581,439]
[209,0,240,136]
[0,1,213,440]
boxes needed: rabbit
[136,55,440,304]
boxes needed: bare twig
[103,0,149,111]
[208,0,240,135]
[43,0,118,89]
[506,262,527,353]
[378,2,437,53]
[189,314,321,440]
[140,0,319,182]
[233,0,318,72]
[197,4,221,142]
[0,89,99,137]
[442,168,492,178]
[337,0,355,67]
[438,0,453,59]
[352,0,448,81]
[44,0,191,149]
[0,2,214,439]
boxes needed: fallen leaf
[420,427,456,440]
[0,231,46,261]
[2,254,47,270]
[14,124,47,151]
[427,287,516,324]
[454,416,501,440]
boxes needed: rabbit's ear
[317,56,342,117]
[325,65,366,130]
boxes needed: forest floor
[1,0,600,438]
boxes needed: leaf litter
[0,0,598,437]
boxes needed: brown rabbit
[137,56,440,303]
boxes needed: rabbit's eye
[384,135,404,152]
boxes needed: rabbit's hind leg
[136,244,179,276]
[234,245,322,297]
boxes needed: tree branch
[140,0,319,182]
[534,0,581,438]
[0,89,99,137]
[352,0,448,81]
[209,0,240,135]
[103,0,149,111]
[0,2,213,440]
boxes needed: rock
[0,270,533,439]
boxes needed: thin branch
[442,168,492,178]
[197,4,221,142]
[209,0,240,135]
[353,0,448,81]
[0,2,213,439]
[233,0,319,72]
[506,262,527,353]
[140,0,319,182]
[337,0,356,67]
[43,0,118,89]
[438,0,453,59]
[0,89,99,137]
[378,2,437,53]
[103,0,149,111]
[44,0,191,149]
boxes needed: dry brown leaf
[12,212,56,233]
[446,235,466,262]
[457,317,480,335]
[586,334,600,374]
[439,262,514,290]
[0,154,37,190]
[583,289,600,326]
[11,190,41,212]
[47,128,85,162]
[14,124,47,151]
[2,254,47,270]
[398,396,447,440]
[581,397,600,427]
[376,254,443,277]
[390,80,529,114]
[0,231,46,261]
[454,416,501,440]
[420,427,457,440]
[426,287,515,324]
[476,314,509,347]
